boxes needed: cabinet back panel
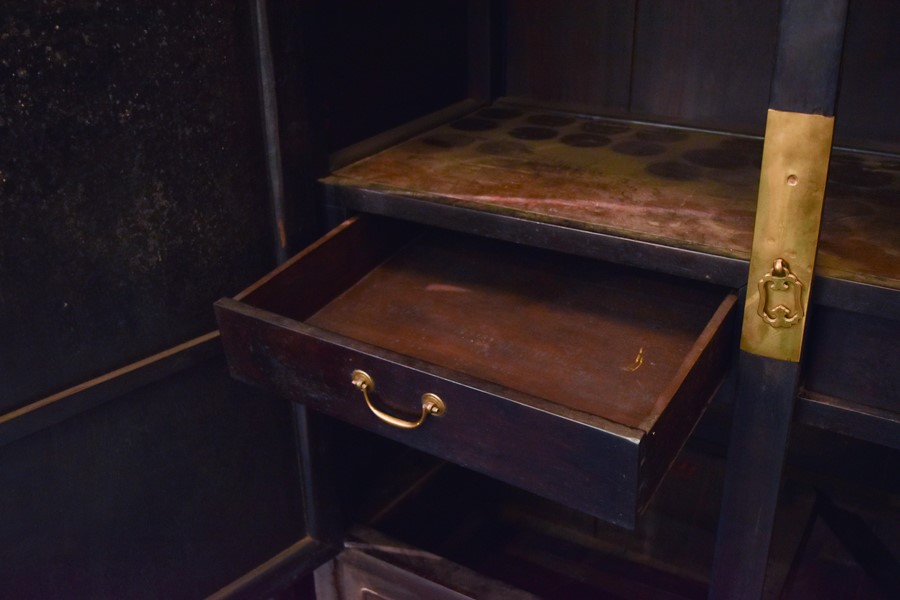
[505,0,635,112]
[834,0,900,153]
[630,0,778,133]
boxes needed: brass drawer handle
[351,369,446,429]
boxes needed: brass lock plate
[740,109,834,362]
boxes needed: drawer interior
[220,215,737,525]
[305,229,725,430]
[239,216,732,434]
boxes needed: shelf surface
[325,102,900,295]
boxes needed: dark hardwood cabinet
[213,0,899,598]
[4,1,896,598]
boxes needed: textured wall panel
[0,1,272,410]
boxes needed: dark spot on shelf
[526,114,576,127]
[477,107,523,120]
[508,126,558,140]
[828,164,893,188]
[682,148,747,169]
[859,186,900,202]
[449,118,498,131]
[559,133,610,148]
[477,140,533,156]
[582,121,630,135]
[829,152,864,166]
[421,133,476,149]
[719,137,764,156]
[822,197,876,218]
[611,140,666,157]
[647,161,701,181]
[635,129,688,143]
[877,159,900,172]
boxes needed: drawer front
[216,298,643,527]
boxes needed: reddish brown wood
[238,215,418,320]
[306,230,726,430]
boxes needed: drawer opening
[304,228,727,431]
[216,215,736,527]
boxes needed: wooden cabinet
[215,1,899,597]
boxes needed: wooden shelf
[323,101,900,317]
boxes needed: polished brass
[757,258,804,328]
[741,109,834,362]
[351,369,446,429]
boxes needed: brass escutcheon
[757,258,804,328]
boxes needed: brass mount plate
[740,109,834,362]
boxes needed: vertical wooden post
[709,1,849,598]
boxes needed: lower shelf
[339,439,896,600]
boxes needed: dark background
[0,1,470,597]
[0,2,302,597]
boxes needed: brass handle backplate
[351,369,445,430]
[757,258,804,328]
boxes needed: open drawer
[215,215,736,528]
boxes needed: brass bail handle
[351,370,446,429]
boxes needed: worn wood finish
[630,0,778,133]
[324,103,900,302]
[504,0,635,112]
[329,184,749,289]
[215,217,735,528]
[306,231,726,429]
[327,104,760,262]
